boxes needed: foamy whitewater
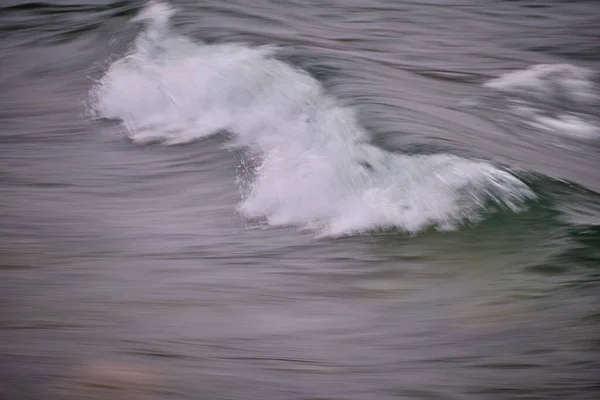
[483,63,600,139]
[91,1,536,236]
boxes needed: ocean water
[1,1,599,399]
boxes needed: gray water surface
[1,1,599,399]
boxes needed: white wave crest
[90,1,535,236]
[483,64,600,139]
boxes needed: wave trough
[90,1,535,236]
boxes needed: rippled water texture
[1,1,600,399]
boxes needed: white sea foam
[483,64,600,139]
[90,1,535,236]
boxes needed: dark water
[1,1,600,399]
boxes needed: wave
[482,63,600,139]
[90,1,536,237]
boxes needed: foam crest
[91,1,535,236]
[483,64,600,138]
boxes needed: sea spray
[91,1,536,236]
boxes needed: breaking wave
[90,1,535,237]
[483,63,600,139]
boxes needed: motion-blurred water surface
[1,1,599,399]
